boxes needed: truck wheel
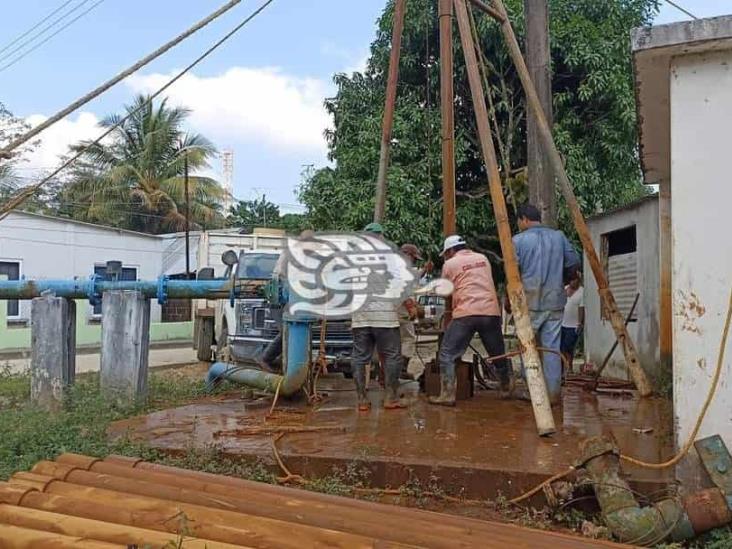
[196,317,215,362]
[216,322,230,362]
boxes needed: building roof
[2,210,162,239]
[632,15,732,184]
[586,193,658,223]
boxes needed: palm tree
[61,95,227,233]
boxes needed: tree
[228,197,281,230]
[0,102,56,214]
[59,95,227,233]
[299,0,658,262]
[228,197,310,234]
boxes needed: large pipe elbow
[206,319,311,397]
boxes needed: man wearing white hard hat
[430,235,510,406]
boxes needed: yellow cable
[510,285,732,504]
[620,286,732,469]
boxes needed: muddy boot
[498,367,515,399]
[383,385,406,409]
[353,365,371,412]
[428,375,456,407]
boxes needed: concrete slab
[110,376,673,501]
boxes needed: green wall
[0,299,192,352]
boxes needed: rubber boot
[353,365,370,411]
[383,385,406,409]
[497,365,514,399]
[428,375,456,407]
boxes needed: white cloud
[16,112,100,176]
[320,41,369,75]
[126,67,332,155]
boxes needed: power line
[0,0,107,74]
[663,0,698,20]
[0,0,76,57]
[0,0,95,65]
[0,0,246,158]
[0,0,276,221]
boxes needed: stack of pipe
[0,453,625,548]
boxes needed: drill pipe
[0,503,241,548]
[50,454,539,547]
[10,468,388,549]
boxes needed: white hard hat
[441,235,466,256]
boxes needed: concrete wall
[0,212,170,322]
[584,196,660,381]
[0,299,192,354]
[670,49,732,448]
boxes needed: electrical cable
[619,285,732,469]
[509,285,732,506]
[0,0,95,64]
[0,0,276,220]
[0,0,247,158]
[663,0,698,20]
[0,0,76,57]
[0,0,107,74]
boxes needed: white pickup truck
[193,229,352,372]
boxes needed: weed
[0,371,210,480]
[684,526,732,549]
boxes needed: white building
[583,195,661,383]
[632,15,732,483]
[0,211,198,323]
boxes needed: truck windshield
[236,253,279,279]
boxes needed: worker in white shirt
[560,272,584,375]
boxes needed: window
[92,265,138,315]
[0,261,20,318]
[236,253,279,279]
[601,226,638,321]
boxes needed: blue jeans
[530,310,563,402]
[439,316,508,384]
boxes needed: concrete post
[100,291,150,401]
[30,295,76,410]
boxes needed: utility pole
[373,0,407,223]
[439,0,457,236]
[524,0,555,226]
[184,155,191,278]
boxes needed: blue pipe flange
[87,274,103,307]
[157,275,169,305]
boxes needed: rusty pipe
[4,477,284,547]
[48,455,493,548]
[373,0,407,223]
[439,0,457,236]
[580,437,732,544]
[13,467,396,549]
[489,0,653,397]
[453,0,555,435]
[97,454,541,539]
[0,523,119,548]
[0,503,241,548]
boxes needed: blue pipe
[0,276,241,304]
[206,318,312,396]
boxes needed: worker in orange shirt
[430,235,511,406]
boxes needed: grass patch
[0,368,210,480]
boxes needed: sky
[0,0,727,214]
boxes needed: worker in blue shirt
[511,204,580,404]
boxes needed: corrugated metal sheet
[0,453,630,548]
[608,253,638,319]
